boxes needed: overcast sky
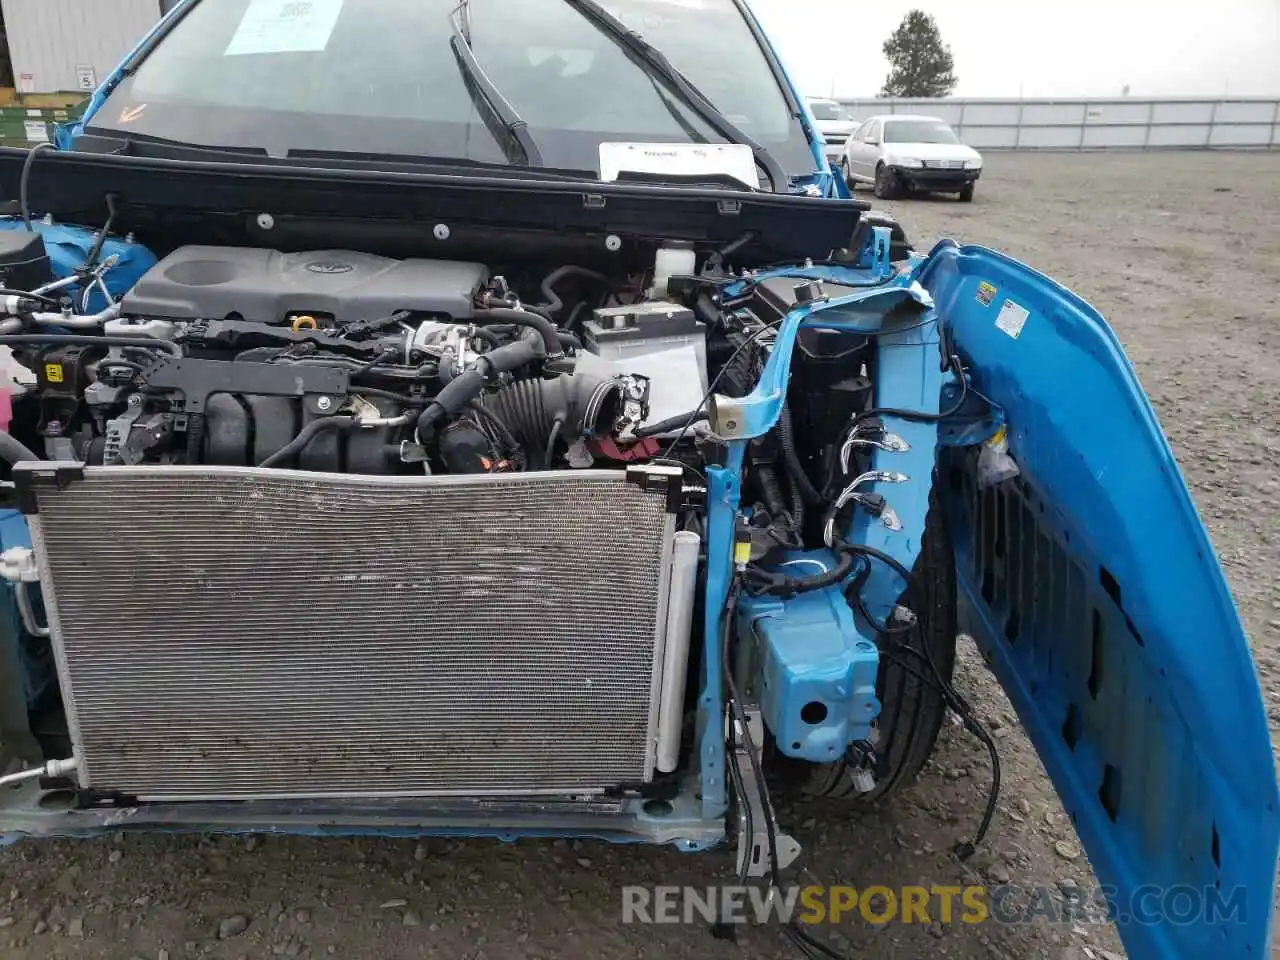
[747,0,1280,99]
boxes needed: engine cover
[19,464,681,801]
[119,246,489,324]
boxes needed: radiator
[18,463,683,802]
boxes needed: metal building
[0,0,162,94]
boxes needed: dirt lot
[1,151,1278,960]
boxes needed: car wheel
[839,157,853,188]
[768,495,957,805]
[873,164,901,200]
[958,183,975,202]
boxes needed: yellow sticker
[44,363,64,383]
[975,281,997,307]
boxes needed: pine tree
[879,11,958,98]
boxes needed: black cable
[544,417,563,469]
[20,143,55,232]
[350,386,428,406]
[635,410,709,438]
[467,402,520,455]
[350,348,398,382]
[0,288,60,308]
[722,579,856,960]
[778,403,821,505]
[259,416,353,468]
[562,301,589,333]
[838,539,1001,853]
[660,319,781,457]
[852,354,968,428]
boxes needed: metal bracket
[624,463,686,514]
[11,461,85,515]
[731,706,801,879]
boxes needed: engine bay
[1,223,885,529]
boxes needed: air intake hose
[415,334,544,438]
[482,371,632,452]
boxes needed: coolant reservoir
[651,245,696,298]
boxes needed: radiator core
[22,465,680,802]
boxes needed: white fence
[835,97,1280,150]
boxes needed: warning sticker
[44,363,64,384]
[975,281,997,307]
[225,0,344,57]
[995,300,1030,340]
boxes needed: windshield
[882,120,960,145]
[808,101,849,122]
[89,0,817,178]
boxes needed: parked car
[0,2,1273,958]
[804,97,859,161]
[841,114,983,201]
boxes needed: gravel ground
[1,150,1277,960]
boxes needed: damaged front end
[0,146,1275,960]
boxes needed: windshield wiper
[448,4,544,167]
[558,0,788,192]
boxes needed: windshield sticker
[225,0,344,57]
[599,142,757,190]
[117,104,147,125]
[995,300,1030,340]
[975,281,997,307]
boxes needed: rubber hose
[415,338,541,437]
[482,372,621,450]
[537,265,607,316]
[0,431,42,464]
[779,403,822,505]
[259,416,354,468]
[470,308,562,358]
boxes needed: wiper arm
[559,0,788,192]
[448,6,544,167]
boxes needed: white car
[805,98,859,162]
[840,114,983,201]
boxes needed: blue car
[0,2,1273,958]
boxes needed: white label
[598,142,757,190]
[23,121,48,143]
[75,65,97,91]
[225,0,344,57]
[995,300,1030,340]
[18,74,34,94]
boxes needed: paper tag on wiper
[598,142,758,189]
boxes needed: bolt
[256,212,275,231]
[316,396,333,411]
[605,234,622,252]
[127,393,143,407]
[433,223,451,241]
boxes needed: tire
[769,499,957,805]
[839,157,853,188]
[958,183,975,202]
[873,163,902,200]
